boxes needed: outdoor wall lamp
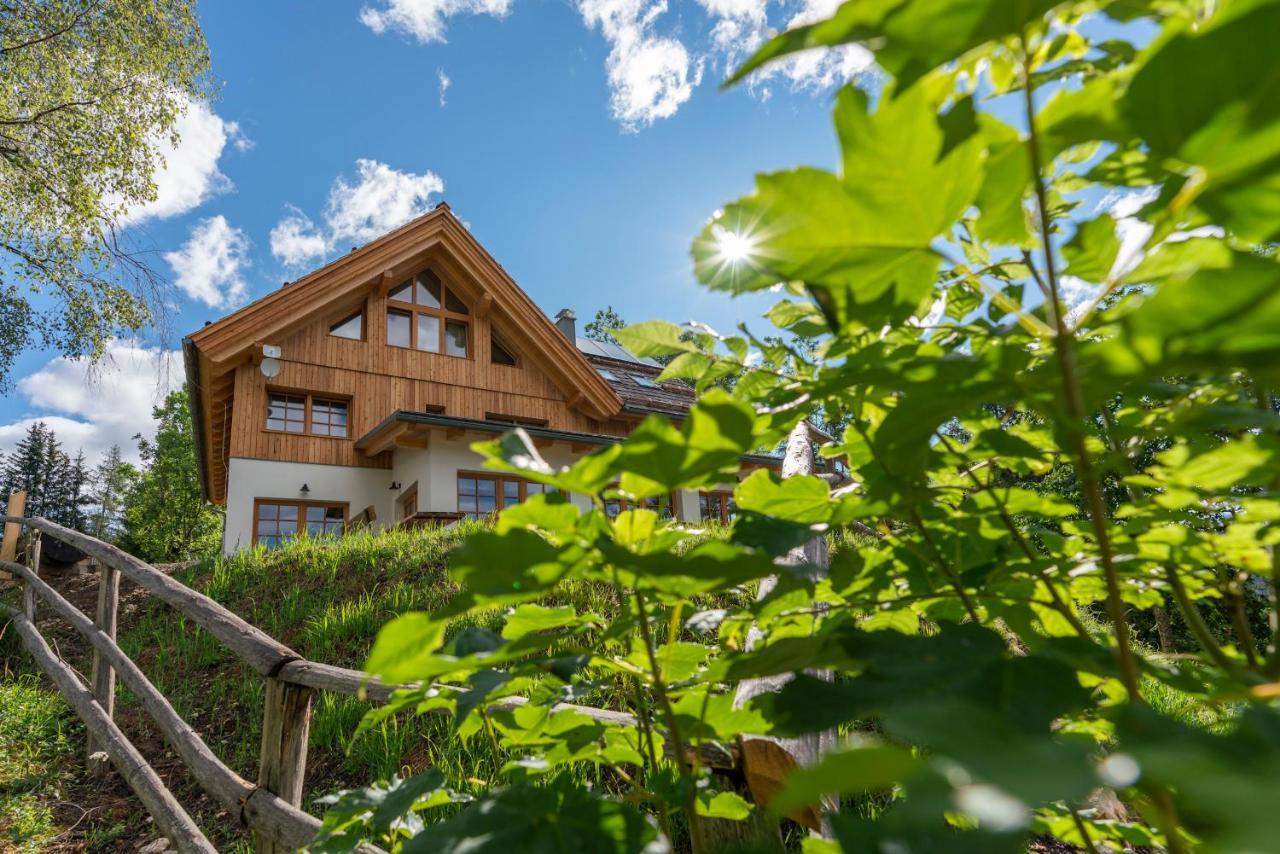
[300,483,310,495]
[389,481,402,491]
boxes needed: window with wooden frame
[386,268,470,357]
[329,311,364,340]
[490,334,518,366]
[398,485,418,520]
[602,489,677,520]
[254,499,346,548]
[456,473,560,519]
[266,391,350,438]
[699,490,736,525]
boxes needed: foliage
[585,306,628,346]
[0,675,77,851]
[0,421,92,528]
[321,0,1280,851]
[122,389,220,561]
[87,444,139,540]
[0,0,211,390]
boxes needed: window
[387,268,469,357]
[399,487,418,520]
[491,336,517,366]
[603,489,676,520]
[266,392,349,438]
[699,490,736,525]
[457,474,560,519]
[630,373,658,388]
[266,393,306,433]
[329,312,363,340]
[596,368,617,381]
[255,500,345,548]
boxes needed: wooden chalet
[184,203,774,552]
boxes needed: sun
[715,227,757,265]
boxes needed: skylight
[630,373,658,388]
[596,368,617,381]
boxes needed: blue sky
[1,0,870,463]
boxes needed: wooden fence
[0,508,741,853]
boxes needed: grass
[0,674,78,851]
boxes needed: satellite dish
[260,357,281,378]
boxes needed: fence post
[255,677,314,854]
[1,491,26,583]
[22,530,41,621]
[87,559,121,778]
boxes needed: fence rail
[0,508,742,852]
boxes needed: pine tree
[49,448,91,531]
[88,445,138,540]
[2,421,60,517]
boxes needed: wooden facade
[186,205,632,504]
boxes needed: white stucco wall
[222,457,396,553]
[223,437,707,553]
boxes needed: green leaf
[448,530,573,610]
[734,469,832,524]
[696,790,752,820]
[614,321,699,359]
[501,604,582,640]
[1063,216,1121,282]
[365,612,447,683]
[771,743,920,815]
[616,389,756,492]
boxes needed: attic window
[630,373,658,388]
[387,268,469,357]
[491,336,517,366]
[329,312,363,340]
[596,368,617,381]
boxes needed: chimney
[554,308,576,342]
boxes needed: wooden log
[1,516,299,676]
[88,561,120,777]
[22,529,41,620]
[256,678,315,854]
[1,603,216,853]
[705,420,837,847]
[1,490,24,569]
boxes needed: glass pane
[477,479,496,496]
[257,503,279,520]
[388,281,413,302]
[445,288,468,314]
[311,423,330,437]
[458,477,476,495]
[387,310,411,347]
[279,505,298,521]
[503,481,519,501]
[306,506,324,523]
[445,320,468,357]
[604,498,621,518]
[415,271,442,308]
[330,313,363,339]
[477,495,496,513]
[259,536,278,548]
[416,314,440,352]
[491,338,516,366]
[459,495,477,512]
[325,506,344,521]
[284,418,304,434]
[278,519,297,536]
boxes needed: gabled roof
[183,204,624,502]
[578,344,695,419]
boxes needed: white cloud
[270,206,328,268]
[121,98,246,224]
[579,0,700,129]
[359,0,512,43]
[324,159,445,245]
[269,160,445,269]
[696,0,768,64]
[772,0,874,90]
[164,216,251,308]
[438,67,452,107]
[0,341,183,466]
[1058,274,1103,329]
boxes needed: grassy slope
[0,674,76,850]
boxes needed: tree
[123,389,220,561]
[323,2,1280,852]
[584,306,626,346]
[0,1,211,390]
[0,421,91,528]
[87,444,137,540]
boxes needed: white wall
[223,437,709,553]
[222,457,396,553]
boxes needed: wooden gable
[184,204,623,503]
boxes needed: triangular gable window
[329,312,363,340]
[491,336,517,366]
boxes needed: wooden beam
[256,678,315,854]
[1,491,25,564]
[474,292,494,319]
[445,427,465,441]
[360,422,412,457]
[88,561,120,778]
